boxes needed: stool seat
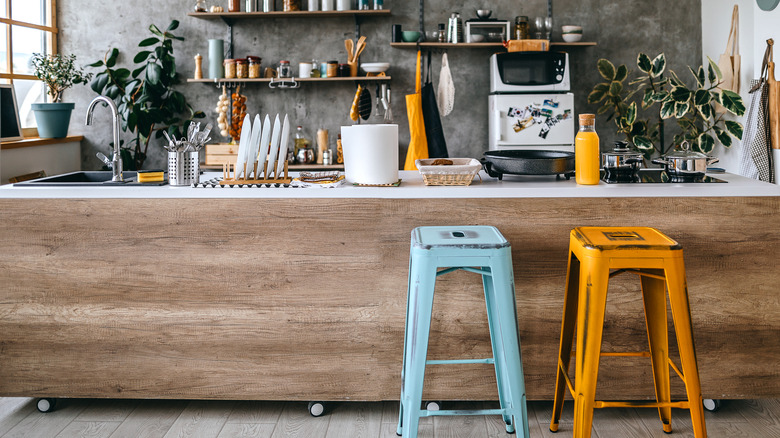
[550,226,707,438]
[398,226,530,438]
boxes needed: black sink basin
[14,171,167,186]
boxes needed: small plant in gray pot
[31,53,92,138]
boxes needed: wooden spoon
[345,39,354,63]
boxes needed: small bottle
[293,125,310,161]
[438,23,446,42]
[336,134,344,164]
[358,0,369,9]
[311,59,321,78]
[373,0,383,9]
[575,114,600,185]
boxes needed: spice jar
[247,56,261,78]
[278,60,292,78]
[224,58,237,79]
[236,58,249,78]
[194,0,207,12]
[515,16,529,40]
[229,0,241,12]
[283,0,301,11]
[326,60,338,78]
[338,63,350,77]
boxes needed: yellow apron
[404,51,429,170]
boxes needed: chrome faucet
[85,96,123,182]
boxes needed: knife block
[220,160,292,185]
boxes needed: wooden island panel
[0,196,778,401]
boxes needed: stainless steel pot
[652,141,718,177]
[602,141,643,181]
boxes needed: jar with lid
[283,0,301,11]
[338,63,350,77]
[236,58,249,78]
[194,0,207,12]
[224,59,237,79]
[229,0,241,12]
[326,60,338,78]
[293,125,314,163]
[247,56,262,78]
[515,16,529,40]
[278,60,292,78]
[438,23,446,42]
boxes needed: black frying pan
[481,150,575,180]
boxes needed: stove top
[602,169,727,184]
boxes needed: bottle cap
[579,113,596,124]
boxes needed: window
[0,0,57,138]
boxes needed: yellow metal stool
[549,227,707,438]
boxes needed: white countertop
[1,170,779,199]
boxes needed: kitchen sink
[14,171,167,186]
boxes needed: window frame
[0,0,58,138]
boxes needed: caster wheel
[308,401,325,417]
[425,401,441,411]
[703,399,722,412]
[36,398,57,413]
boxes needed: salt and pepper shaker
[194,54,203,79]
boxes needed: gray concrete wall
[59,0,702,171]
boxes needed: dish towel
[740,79,773,182]
[437,53,455,117]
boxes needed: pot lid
[603,141,643,158]
[665,141,708,159]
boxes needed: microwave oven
[489,52,570,93]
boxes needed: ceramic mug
[299,62,313,78]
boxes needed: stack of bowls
[561,25,583,42]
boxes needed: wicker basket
[416,158,482,186]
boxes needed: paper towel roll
[341,124,399,185]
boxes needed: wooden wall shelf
[389,41,597,49]
[188,10,391,19]
[188,76,391,84]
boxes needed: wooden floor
[1,397,779,437]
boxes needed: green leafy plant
[588,53,745,156]
[89,20,204,170]
[31,53,92,103]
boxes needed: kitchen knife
[246,114,263,177]
[276,114,291,178]
[234,114,252,178]
[266,114,282,179]
[257,114,272,178]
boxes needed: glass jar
[283,0,301,11]
[236,58,249,78]
[338,63,350,77]
[326,60,338,78]
[311,60,321,78]
[194,0,207,12]
[247,56,261,78]
[229,0,241,12]
[224,59,237,79]
[515,16,529,40]
[278,60,292,78]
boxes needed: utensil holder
[168,151,200,186]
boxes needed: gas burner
[601,169,727,184]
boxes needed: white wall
[702,1,780,177]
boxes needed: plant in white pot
[31,53,92,138]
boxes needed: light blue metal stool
[397,226,530,438]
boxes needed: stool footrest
[436,266,492,277]
[594,400,690,409]
[600,351,651,357]
[419,408,508,418]
[427,358,495,365]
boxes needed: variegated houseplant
[588,53,745,157]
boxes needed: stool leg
[640,269,673,433]
[489,252,530,438]
[665,258,707,438]
[397,248,415,436]
[573,257,609,438]
[399,254,438,438]
[551,253,580,433]
[482,267,513,432]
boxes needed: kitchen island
[1,170,779,402]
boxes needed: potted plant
[31,53,92,138]
[588,53,745,157]
[89,20,204,170]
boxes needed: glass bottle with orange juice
[575,114,600,185]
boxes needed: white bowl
[561,25,583,33]
[562,33,583,42]
[361,62,390,73]
[469,34,486,43]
